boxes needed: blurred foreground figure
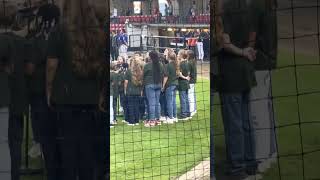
[46,0,107,179]
[0,1,36,180]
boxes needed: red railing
[111,14,210,24]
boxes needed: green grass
[214,50,320,180]
[20,79,210,180]
[110,79,210,180]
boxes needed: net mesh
[109,0,210,179]
[212,0,320,179]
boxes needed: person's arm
[124,80,128,95]
[221,33,256,61]
[178,71,189,80]
[248,32,257,48]
[46,57,58,107]
[162,76,168,91]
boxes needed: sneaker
[173,118,178,122]
[144,120,151,127]
[167,118,174,124]
[191,111,197,116]
[179,116,190,121]
[149,120,156,127]
[127,123,135,126]
[160,116,167,121]
[110,125,114,128]
[135,123,140,126]
[155,120,162,126]
[122,120,128,123]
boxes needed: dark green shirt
[124,70,143,96]
[218,1,256,93]
[118,72,125,93]
[143,62,165,86]
[166,62,178,87]
[110,72,115,96]
[112,72,120,97]
[189,61,197,84]
[0,33,31,114]
[0,34,13,107]
[28,36,48,96]
[249,0,278,70]
[178,60,190,91]
[47,26,105,105]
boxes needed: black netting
[110,0,210,179]
[212,0,320,180]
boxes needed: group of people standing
[0,0,108,180]
[110,48,198,127]
[214,0,278,179]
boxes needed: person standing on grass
[110,65,116,127]
[195,29,205,62]
[216,0,258,178]
[248,0,278,172]
[159,54,168,121]
[46,0,107,179]
[124,57,144,126]
[27,3,63,180]
[116,56,128,118]
[143,51,168,127]
[187,50,197,117]
[177,50,191,120]
[164,51,179,124]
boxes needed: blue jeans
[179,90,190,117]
[165,85,177,119]
[145,84,161,120]
[220,92,257,174]
[160,92,167,117]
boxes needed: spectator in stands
[165,4,169,16]
[168,0,173,16]
[126,7,132,16]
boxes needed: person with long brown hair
[143,50,168,127]
[163,51,179,124]
[124,57,144,125]
[46,0,107,179]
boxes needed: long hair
[168,52,180,76]
[187,50,196,65]
[149,50,161,84]
[130,57,144,86]
[60,0,106,78]
[213,0,224,49]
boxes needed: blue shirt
[117,34,128,45]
